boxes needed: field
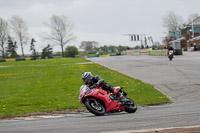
[0,58,170,118]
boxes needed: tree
[43,15,75,57]
[162,11,183,32]
[118,45,128,52]
[99,45,129,54]
[100,45,108,53]
[187,13,199,24]
[6,36,18,58]
[108,45,117,53]
[9,15,29,57]
[0,17,8,58]
[79,41,99,53]
[30,38,37,60]
[133,45,140,50]
[65,46,78,57]
[41,44,53,59]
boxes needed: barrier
[126,49,170,56]
[0,59,5,62]
[5,59,16,62]
[140,49,150,55]
[16,58,25,61]
[99,55,110,57]
[126,49,149,56]
[26,58,31,61]
[0,58,34,62]
[149,49,167,56]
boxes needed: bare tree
[79,41,99,53]
[0,17,8,58]
[43,15,75,57]
[162,11,183,32]
[187,13,199,24]
[9,15,29,57]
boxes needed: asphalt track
[0,52,200,133]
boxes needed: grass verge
[0,58,170,118]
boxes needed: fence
[149,49,168,56]
[126,49,169,56]
[126,49,149,55]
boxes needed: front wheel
[85,100,106,116]
[124,98,137,113]
[168,55,173,61]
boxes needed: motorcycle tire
[124,98,137,113]
[85,100,106,116]
[168,55,173,61]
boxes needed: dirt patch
[131,126,200,133]
[0,107,88,120]
[28,107,88,116]
[102,126,200,133]
[0,66,10,68]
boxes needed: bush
[65,46,78,57]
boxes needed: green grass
[0,58,170,118]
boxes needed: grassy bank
[0,58,170,118]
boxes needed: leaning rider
[81,72,128,102]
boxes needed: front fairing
[79,85,108,103]
[79,85,89,103]
[169,50,174,55]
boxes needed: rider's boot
[117,92,129,102]
[112,87,129,102]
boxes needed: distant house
[181,16,200,51]
[165,16,200,52]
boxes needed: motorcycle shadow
[85,112,134,117]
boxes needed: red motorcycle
[79,85,137,116]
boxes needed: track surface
[1,52,200,133]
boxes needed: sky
[0,0,200,54]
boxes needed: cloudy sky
[0,0,200,53]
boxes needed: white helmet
[82,72,93,84]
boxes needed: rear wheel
[124,98,137,113]
[85,100,105,116]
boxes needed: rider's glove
[90,83,98,89]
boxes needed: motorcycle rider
[167,45,174,55]
[81,72,127,101]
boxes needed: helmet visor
[82,78,89,84]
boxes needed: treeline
[0,15,136,59]
[0,15,75,59]
[79,41,133,54]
